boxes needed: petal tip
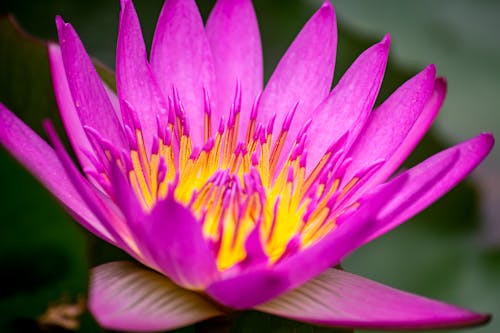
[55,16,74,41]
[55,15,65,30]
[479,132,495,150]
[481,313,492,325]
[476,312,492,326]
[373,34,391,54]
[453,311,492,329]
[55,15,71,31]
[411,63,436,86]
[381,33,391,47]
[319,0,335,18]
[432,77,448,99]
[426,63,437,77]
[321,0,334,10]
[435,76,447,89]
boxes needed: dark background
[0,0,498,332]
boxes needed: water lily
[0,0,494,331]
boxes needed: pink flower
[0,0,494,331]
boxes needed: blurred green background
[0,0,498,332]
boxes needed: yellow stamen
[118,99,362,272]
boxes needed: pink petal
[206,0,263,135]
[56,17,126,148]
[355,77,447,194]
[89,261,223,332]
[257,268,489,330]
[48,43,95,173]
[362,133,494,245]
[0,104,113,242]
[258,1,337,166]
[343,64,436,184]
[117,0,168,152]
[270,175,406,297]
[150,0,216,146]
[44,121,135,253]
[141,197,220,290]
[107,162,156,265]
[206,177,405,309]
[104,83,121,120]
[206,269,289,310]
[306,35,390,171]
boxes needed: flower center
[86,88,370,271]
